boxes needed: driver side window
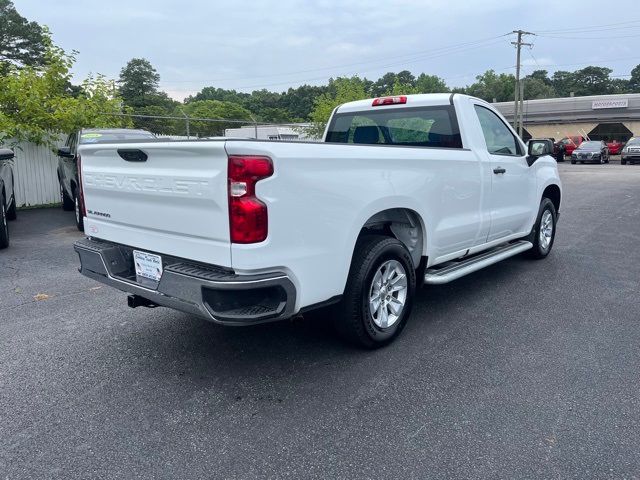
[474,105,522,156]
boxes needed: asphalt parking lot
[1,162,640,479]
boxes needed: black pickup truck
[0,148,17,249]
[57,128,156,231]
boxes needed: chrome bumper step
[424,240,533,285]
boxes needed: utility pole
[511,30,533,137]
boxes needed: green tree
[551,70,575,97]
[187,86,249,104]
[372,71,415,96]
[309,76,368,137]
[523,73,555,100]
[630,64,640,92]
[0,39,128,145]
[466,70,515,102]
[118,58,161,106]
[280,84,327,121]
[0,0,46,70]
[179,100,253,137]
[529,70,552,85]
[571,66,613,96]
[415,74,449,93]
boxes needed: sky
[14,0,640,101]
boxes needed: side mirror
[57,146,74,158]
[0,148,15,160]
[527,139,553,165]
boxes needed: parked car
[606,139,624,155]
[570,140,610,164]
[73,94,562,348]
[0,148,17,249]
[555,136,585,161]
[57,128,156,231]
[621,137,640,165]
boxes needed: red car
[555,136,585,160]
[606,140,624,155]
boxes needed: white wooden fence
[9,137,65,208]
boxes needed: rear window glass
[325,106,462,149]
[79,131,156,144]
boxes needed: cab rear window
[325,106,462,149]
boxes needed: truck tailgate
[79,141,231,267]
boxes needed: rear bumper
[74,238,296,325]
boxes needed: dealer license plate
[133,250,163,282]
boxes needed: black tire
[61,183,74,211]
[334,235,416,348]
[0,194,9,249]
[6,194,17,221]
[570,159,576,164]
[621,158,627,165]
[527,198,557,260]
[73,188,84,232]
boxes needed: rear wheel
[334,235,416,348]
[527,198,557,259]
[73,188,84,232]
[0,195,9,249]
[60,183,74,211]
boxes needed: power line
[157,34,510,86]
[533,18,640,33]
[160,39,508,92]
[536,32,640,40]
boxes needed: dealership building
[493,93,640,142]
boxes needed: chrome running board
[424,241,533,285]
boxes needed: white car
[74,94,562,348]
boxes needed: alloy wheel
[368,260,408,329]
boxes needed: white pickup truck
[74,94,561,348]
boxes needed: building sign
[592,99,629,109]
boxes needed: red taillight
[228,155,273,244]
[372,96,407,106]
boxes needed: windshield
[80,131,156,144]
[578,141,601,149]
[626,137,640,146]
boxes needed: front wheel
[334,235,416,348]
[74,189,84,232]
[571,159,576,164]
[527,198,557,259]
[61,183,74,211]
[6,194,17,221]
[621,158,627,165]
[0,195,9,249]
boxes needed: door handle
[493,167,506,174]
[118,149,148,162]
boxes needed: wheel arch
[542,183,561,213]
[356,207,427,269]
